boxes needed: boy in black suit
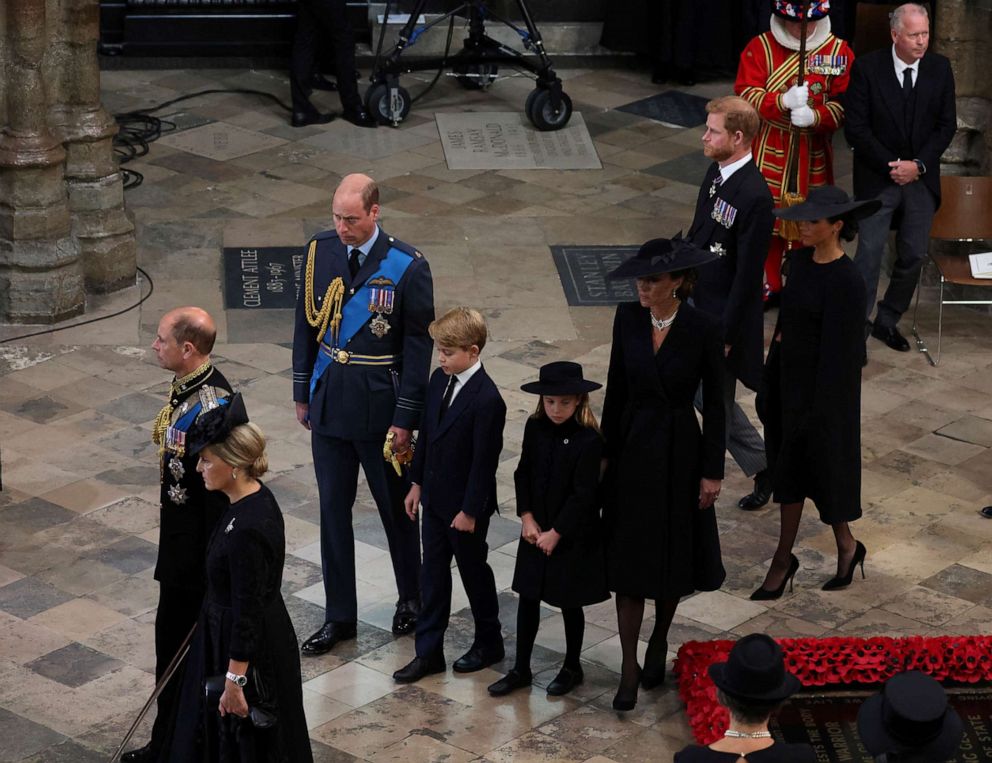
[393,307,507,683]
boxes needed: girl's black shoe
[822,541,867,591]
[750,554,799,601]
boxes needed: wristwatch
[913,159,927,175]
[226,671,248,687]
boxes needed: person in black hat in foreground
[675,634,815,761]
[601,236,727,711]
[157,395,313,762]
[487,362,609,698]
[857,670,964,762]
[751,186,879,602]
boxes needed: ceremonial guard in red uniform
[736,0,854,302]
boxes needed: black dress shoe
[342,107,378,128]
[547,665,583,696]
[393,653,446,683]
[738,469,773,511]
[392,599,420,636]
[488,668,532,696]
[291,110,334,128]
[453,644,505,673]
[981,506,992,519]
[121,743,155,763]
[301,621,356,656]
[870,324,911,352]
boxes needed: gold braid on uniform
[152,360,214,452]
[304,240,346,344]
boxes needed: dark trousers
[148,583,203,752]
[311,433,421,623]
[694,366,767,478]
[290,0,362,114]
[415,507,502,658]
[854,181,936,328]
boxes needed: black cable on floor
[0,267,155,344]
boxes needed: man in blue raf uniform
[122,307,233,763]
[293,173,435,655]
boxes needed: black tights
[514,596,584,672]
[615,594,679,687]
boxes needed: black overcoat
[688,159,774,392]
[601,303,727,600]
[766,250,864,524]
[510,416,609,609]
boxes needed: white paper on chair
[968,252,992,279]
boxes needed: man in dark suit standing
[689,96,776,510]
[293,174,434,655]
[844,3,956,353]
[122,307,232,763]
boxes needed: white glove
[791,105,815,128]
[782,82,809,110]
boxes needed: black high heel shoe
[641,640,667,690]
[612,665,641,711]
[822,541,867,591]
[750,554,799,601]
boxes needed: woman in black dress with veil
[160,394,313,762]
[752,187,881,601]
[602,237,727,711]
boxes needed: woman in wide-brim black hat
[752,186,881,603]
[599,235,728,711]
[675,634,816,762]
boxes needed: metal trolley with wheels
[364,0,573,131]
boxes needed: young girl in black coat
[487,362,609,698]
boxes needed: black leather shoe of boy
[870,324,911,352]
[291,111,334,128]
[547,666,584,696]
[392,598,420,635]
[301,622,356,655]
[487,668,532,696]
[453,644,505,673]
[393,654,446,683]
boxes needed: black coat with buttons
[510,415,609,609]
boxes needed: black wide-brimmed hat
[708,634,802,703]
[857,671,964,760]
[188,392,249,455]
[773,185,882,222]
[607,234,717,280]
[520,361,602,396]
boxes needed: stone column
[0,0,84,323]
[937,0,992,175]
[47,0,136,293]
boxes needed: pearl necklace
[724,729,772,739]
[650,308,678,331]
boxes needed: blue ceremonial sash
[310,246,414,399]
[174,396,230,432]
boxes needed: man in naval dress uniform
[293,173,434,655]
[122,307,233,763]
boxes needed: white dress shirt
[719,152,754,182]
[892,45,920,88]
[447,358,482,406]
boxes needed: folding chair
[911,175,992,366]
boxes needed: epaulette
[312,230,340,243]
[385,236,423,260]
[197,385,229,417]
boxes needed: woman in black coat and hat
[159,394,313,762]
[752,186,880,601]
[487,362,609,699]
[602,236,727,711]
[675,633,815,761]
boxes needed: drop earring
[671,288,679,300]
[232,468,238,480]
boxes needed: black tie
[902,67,913,98]
[348,247,361,278]
[439,375,457,420]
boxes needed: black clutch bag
[204,674,278,729]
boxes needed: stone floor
[1,63,991,762]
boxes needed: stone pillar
[937,0,992,175]
[47,0,136,293]
[0,0,84,323]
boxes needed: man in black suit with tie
[689,96,776,510]
[844,3,956,354]
[393,308,507,683]
[293,173,434,655]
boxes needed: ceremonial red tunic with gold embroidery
[736,31,854,236]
